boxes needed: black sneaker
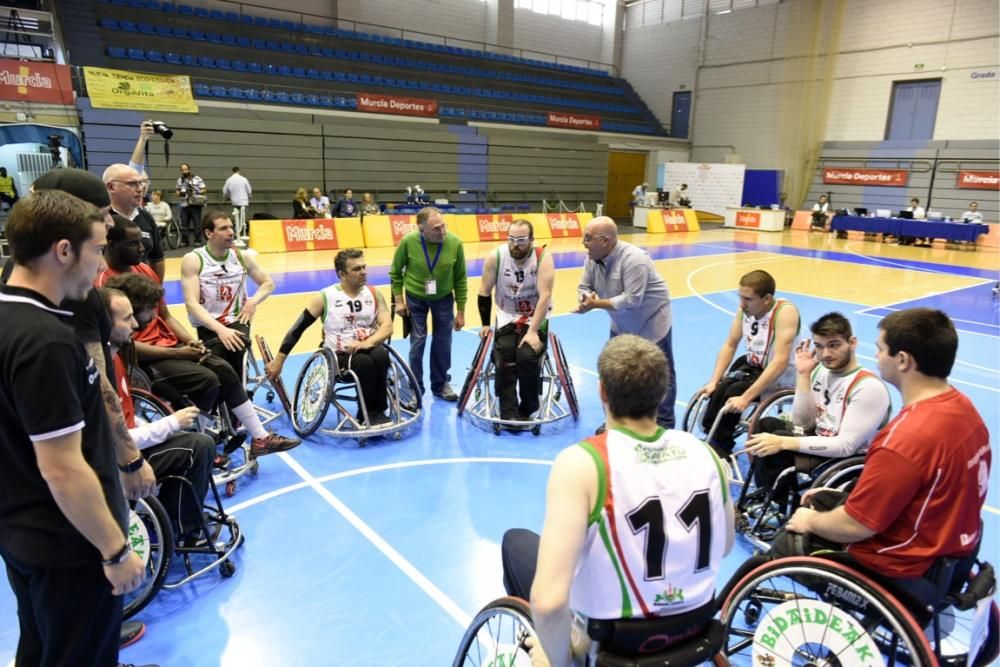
[119,621,145,649]
[432,384,459,401]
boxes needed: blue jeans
[406,293,454,394]
[611,327,676,428]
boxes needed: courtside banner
[956,171,1000,190]
[356,93,437,117]
[546,112,601,130]
[84,66,198,112]
[0,58,74,105]
[475,213,514,241]
[735,211,761,229]
[283,219,338,251]
[360,214,419,248]
[248,218,362,253]
[822,168,908,187]
[647,208,698,233]
[544,213,583,238]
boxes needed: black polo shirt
[0,285,127,567]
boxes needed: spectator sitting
[310,187,331,218]
[333,188,358,218]
[145,190,172,230]
[360,192,380,216]
[292,188,316,219]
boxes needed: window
[515,0,606,26]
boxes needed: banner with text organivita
[356,93,437,117]
[84,67,198,112]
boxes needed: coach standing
[0,191,145,665]
[390,206,467,400]
[574,216,676,428]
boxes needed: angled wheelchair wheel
[810,455,866,493]
[255,335,292,414]
[458,329,492,416]
[681,389,710,436]
[385,343,421,414]
[720,556,935,666]
[123,496,174,620]
[292,348,335,438]
[163,219,181,250]
[747,389,796,435]
[132,388,174,425]
[549,334,578,421]
[452,596,536,667]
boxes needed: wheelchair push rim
[292,348,336,438]
[123,496,174,620]
[452,596,536,667]
[458,329,492,416]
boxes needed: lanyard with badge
[421,235,442,296]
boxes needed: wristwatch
[101,541,132,566]
[118,455,144,474]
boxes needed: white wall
[512,8,606,64]
[337,0,491,44]
[622,0,1000,172]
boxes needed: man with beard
[477,220,555,424]
[745,312,892,502]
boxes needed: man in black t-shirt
[104,163,166,282]
[0,191,147,666]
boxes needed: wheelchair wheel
[123,496,174,620]
[452,596,536,667]
[163,219,181,250]
[255,335,292,414]
[747,389,796,435]
[809,455,866,493]
[681,390,709,435]
[458,329,492,416]
[385,343,421,413]
[132,388,174,425]
[720,556,935,666]
[292,348,335,438]
[549,334,578,421]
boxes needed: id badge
[424,278,437,296]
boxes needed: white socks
[231,401,269,440]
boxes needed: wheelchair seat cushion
[586,598,716,658]
[593,620,724,667]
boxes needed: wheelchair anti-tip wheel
[123,496,174,620]
[292,348,336,438]
[452,596,536,667]
[720,556,935,666]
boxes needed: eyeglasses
[111,180,143,189]
[582,234,607,245]
[507,235,531,246]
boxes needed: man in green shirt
[389,207,467,400]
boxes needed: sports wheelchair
[719,550,999,666]
[452,596,726,667]
[255,336,421,443]
[456,329,579,435]
[121,393,245,620]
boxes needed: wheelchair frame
[457,329,579,435]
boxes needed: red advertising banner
[282,219,339,251]
[735,211,761,229]
[546,213,582,238]
[546,112,601,130]
[956,171,1000,190]
[822,168,908,187]
[0,58,74,105]
[475,214,514,242]
[389,215,418,243]
[356,93,437,117]
[662,209,689,232]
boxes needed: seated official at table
[961,202,983,223]
[899,197,927,246]
[810,195,831,231]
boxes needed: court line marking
[685,253,799,316]
[852,353,998,394]
[853,309,1000,340]
[841,242,998,278]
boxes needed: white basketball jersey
[192,246,248,326]
[811,366,885,436]
[569,428,729,620]
[742,298,798,387]
[493,245,549,329]
[322,284,379,353]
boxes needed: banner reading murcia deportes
[956,170,1000,190]
[84,66,198,112]
[822,168,908,187]
[282,219,339,251]
[546,112,601,130]
[356,93,437,117]
[0,59,74,105]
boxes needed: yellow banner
[84,66,198,112]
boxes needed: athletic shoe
[249,433,301,457]
[370,413,394,426]
[119,621,145,649]
[432,384,458,401]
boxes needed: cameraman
[176,163,207,247]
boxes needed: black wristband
[478,294,492,327]
[101,541,132,566]
[118,456,144,473]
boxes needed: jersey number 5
[626,490,713,580]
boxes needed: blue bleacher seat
[232,60,246,71]
[254,16,268,27]
[147,50,163,62]
[137,22,155,34]
[372,76,384,85]
[119,20,137,31]
[146,0,161,8]
[334,72,347,82]
[261,90,274,102]
[206,32,222,44]
[241,14,253,25]
[277,66,292,77]
[198,56,215,68]
[275,91,290,103]
[266,40,281,51]
[305,94,319,105]
[193,83,209,95]
[170,26,187,39]
[164,52,181,64]
[222,33,237,45]
[290,93,305,104]
[346,73,360,83]
[228,87,246,99]
[321,70,335,81]
[252,38,266,49]
[333,97,348,108]
[190,30,205,41]
[295,45,309,56]
[225,11,239,22]
[281,20,299,31]
[309,46,323,57]
[292,67,306,77]
[194,7,209,18]
[468,110,481,120]
[99,18,119,29]
[246,89,261,101]
[182,54,196,66]
[359,74,372,84]
[248,62,263,73]
[281,42,295,53]
[209,9,224,20]
[319,96,333,107]
[322,47,334,57]
[107,46,126,58]
[127,48,146,60]
[346,98,356,108]
[306,69,320,79]
[267,18,281,29]
[178,3,193,16]
[216,58,231,69]
[160,2,175,11]
[264,65,278,75]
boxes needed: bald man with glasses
[103,163,165,282]
[575,216,676,429]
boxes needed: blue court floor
[1,231,997,666]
